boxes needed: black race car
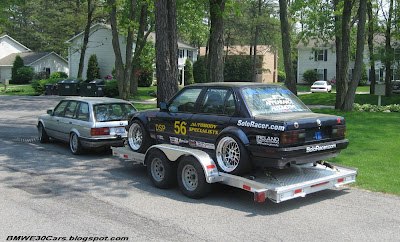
[127,83,348,175]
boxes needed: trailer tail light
[337,178,345,183]
[332,125,346,138]
[280,130,305,144]
[254,191,266,202]
[91,127,110,136]
[294,189,303,194]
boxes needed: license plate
[315,131,322,140]
[112,127,126,134]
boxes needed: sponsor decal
[189,139,215,150]
[170,137,188,145]
[306,144,337,153]
[317,119,322,127]
[294,122,299,129]
[155,124,166,132]
[337,118,342,124]
[189,122,219,135]
[237,120,285,131]
[263,95,297,111]
[157,135,164,140]
[256,135,279,147]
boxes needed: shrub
[11,55,24,83]
[137,70,153,87]
[353,103,400,112]
[50,72,68,79]
[302,69,318,84]
[193,57,207,83]
[184,58,194,86]
[31,78,62,95]
[359,63,368,86]
[13,66,35,84]
[224,56,252,82]
[278,70,286,82]
[86,54,100,82]
[104,79,119,97]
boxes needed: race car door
[155,87,203,147]
[188,88,236,151]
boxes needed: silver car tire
[70,132,82,155]
[216,135,250,175]
[38,123,49,143]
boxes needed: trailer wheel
[127,120,151,153]
[146,149,176,189]
[215,135,250,175]
[178,156,210,199]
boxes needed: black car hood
[254,112,338,122]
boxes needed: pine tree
[86,54,100,81]
[11,55,24,83]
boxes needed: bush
[224,56,252,82]
[86,54,100,82]
[302,69,318,84]
[359,63,368,86]
[193,57,207,83]
[104,79,119,97]
[137,70,153,87]
[50,72,68,79]
[31,78,62,95]
[353,103,400,112]
[278,70,286,82]
[11,55,24,83]
[13,66,35,84]
[184,58,194,86]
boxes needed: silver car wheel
[181,164,198,192]
[150,158,164,182]
[128,122,143,151]
[70,133,79,153]
[216,136,240,172]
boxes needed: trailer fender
[146,144,221,183]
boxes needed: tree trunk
[279,0,297,95]
[77,0,95,79]
[367,0,376,95]
[343,0,367,111]
[208,0,225,82]
[154,0,179,106]
[335,0,352,109]
[385,0,394,97]
[252,0,262,82]
[334,0,341,95]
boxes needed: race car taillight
[91,127,110,136]
[280,130,305,144]
[332,125,346,138]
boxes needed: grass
[313,109,400,195]
[299,93,400,106]
[130,86,157,100]
[132,102,157,111]
[0,84,37,96]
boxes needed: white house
[297,36,400,84]
[65,23,198,84]
[0,35,69,82]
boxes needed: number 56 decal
[174,121,187,135]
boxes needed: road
[1,95,399,242]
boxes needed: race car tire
[177,156,210,199]
[38,123,49,143]
[146,149,176,189]
[215,135,250,175]
[127,120,151,153]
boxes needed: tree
[184,58,194,85]
[384,0,394,96]
[193,57,208,83]
[278,0,297,94]
[343,0,367,111]
[208,0,226,82]
[367,0,377,94]
[11,55,24,83]
[154,0,179,106]
[86,54,100,82]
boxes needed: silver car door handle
[69,122,72,124]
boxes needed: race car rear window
[241,86,309,115]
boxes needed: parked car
[393,80,400,94]
[126,83,348,175]
[37,97,137,154]
[311,81,332,93]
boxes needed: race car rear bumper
[249,139,349,169]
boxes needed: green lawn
[299,93,400,106]
[132,102,157,111]
[0,84,37,96]
[313,109,400,195]
[130,86,157,100]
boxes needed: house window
[178,49,183,58]
[315,49,328,61]
[188,50,193,61]
[316,69,327,81]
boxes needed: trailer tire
[127,120,151,153]
[215,135,250,175]
[178,156,210,199]
[146,149,176,189]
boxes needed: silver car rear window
[94,103,136,122]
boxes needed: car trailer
[112,144,357,203]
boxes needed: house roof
[297,34,400,48]
[0,35,31,52]
[0,52,68,66]
[65,23,198,50]
[199,45,273,56]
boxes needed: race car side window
[53,101,69,117]
[224,91,236,116]
[169,88,202,112]
[200,89,227,114]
